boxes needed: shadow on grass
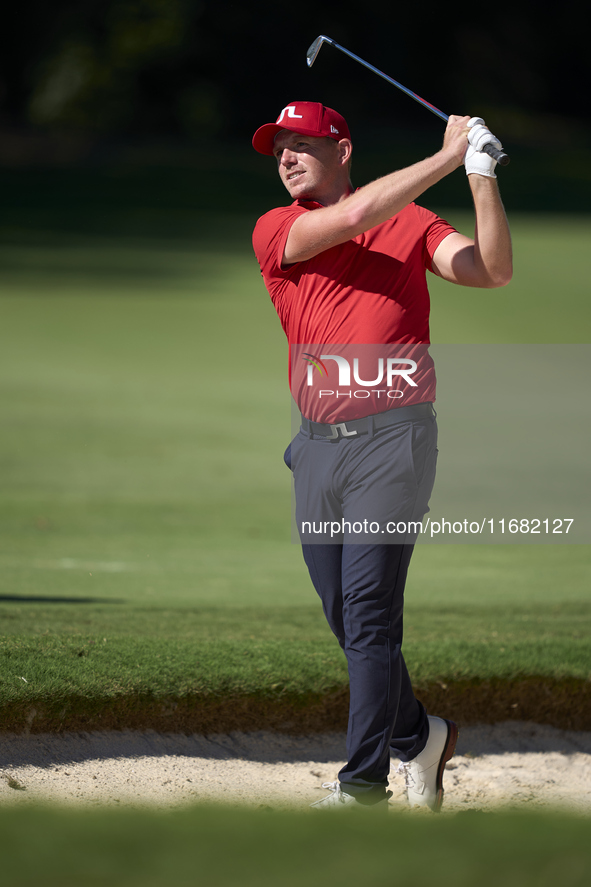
[0,595,124,604]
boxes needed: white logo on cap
[330,125,339,133]
[276,105,304,123]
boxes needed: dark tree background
[0,1,588,211]
[0,0,587,141]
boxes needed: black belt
[301,402,435,440]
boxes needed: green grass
[0,193,589,725]
[428,210,591,343]
[1,550,590,700]
[0,804,590,887]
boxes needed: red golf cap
[252,101,350,155]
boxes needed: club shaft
[309,36,510,166]
[323,38,449,123]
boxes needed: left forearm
[469,174,513,287]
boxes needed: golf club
[306,35,510,166]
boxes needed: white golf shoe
[398,715,458,812]
[310,781,391,811]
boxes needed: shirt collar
[293,198,323,210]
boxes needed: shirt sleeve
[414,204,458,272]
[252,205,308,280]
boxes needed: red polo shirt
[253,199,456,422]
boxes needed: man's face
[273,130,346,203]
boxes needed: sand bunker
[1,722,590,813]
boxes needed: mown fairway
[0,167,589,728]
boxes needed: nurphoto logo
[291,343,435,424]
[302,353,418,395]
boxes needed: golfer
[252,102,512,810]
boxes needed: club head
[306,35,331,67]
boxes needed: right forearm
[284,116,470,265]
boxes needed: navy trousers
[285,410,437,800]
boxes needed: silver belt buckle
[327,422,358,440]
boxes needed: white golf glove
[464,117,502,178]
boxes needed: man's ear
[337,138,353,166]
